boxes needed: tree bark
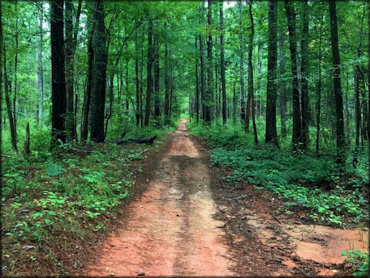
[13,0,19,137]
[195,35,200,123]
[135,30,141,126]
[248,1,258,145]
[164,22,170,125]
[300,0,310,149]
[205,0,213,124]
[315,14,323,156]
[329,0,345,162]
[144,18,153,126]
[90,1,107,142]
[80,15,94,143]
[154,32,160,123]
[265,1,278,146]
[278,22,287,137]
[3,44,18,152]
[37,2,44,126]
[50,0,67,145]
[238,0,246,126]
[220,2,226,125]
[285,1,302,149]
[65,0,82,141]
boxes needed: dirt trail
[86,119,234,276]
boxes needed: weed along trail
[85,119,234,276]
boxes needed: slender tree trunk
[355,66,361,150]
[315,14,323,156]
[81,24,94,143]
[265,1,278,146]
[285,0,301,149]
[300,0,310,149]
[205,0,213,124]
[154,33,160,123]
[140,26,144,127]
[233,80,237,124]
[256,44,262,117]
[65,0,74,141]
[248,1,258,144]
[3,45,18,152]
[279,24,287,137]
[37,2,44,126]
[65,0,82,141]
[13,0,19,137]
[144,18,153,126]
[195,35,200,123]
[329,0,345,163]
[215,37,219,119]
[238,0,246,126]
[90,1,107,142]
[135,30,141,126]
[220,2,226,125]
[50,0,67,145]
[199,3,206,120]
[164,23,170,125]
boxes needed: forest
[1,0,369,277]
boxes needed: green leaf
[47,163,65,176]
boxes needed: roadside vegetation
[1,119,174,276]
[188,120,369,276]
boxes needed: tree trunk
[205,0,213,124]
[140,26,144,127]
[135,30,141,126]
[13,0,19,137]
[65,0,82,141]
[50,0,67,145]
[238,0,246,126]
[144,18,153,126]
[233,80,237,124]
[220,2,226,125]
[248,1,258,145]
[195,36,200,123]
[285,0,302,149]
[3,45,18,152]
[265,1,278,146]
[164,23,170,125]
[37,2,44,126]
[329,0,345,163]
[215,37,219,119]
[278,24,287,137]
[199,3,206,121]
[256,44,262,117]
[80,17,94,143]
[90,1,107,142]
[315,14,323,156]
[154,33,160,123]
[355,66,361,150]
[300,0,309,149]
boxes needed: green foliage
[47,163,65,176]
[1,131,167,275]
[341,249,369,276]
[190,121,369,226]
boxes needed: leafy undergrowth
[341,249,369,277]
[1,127,171,276]
[189,121,369,227]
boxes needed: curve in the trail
[86,119,234,276]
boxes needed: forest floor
[82,118,368,276]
